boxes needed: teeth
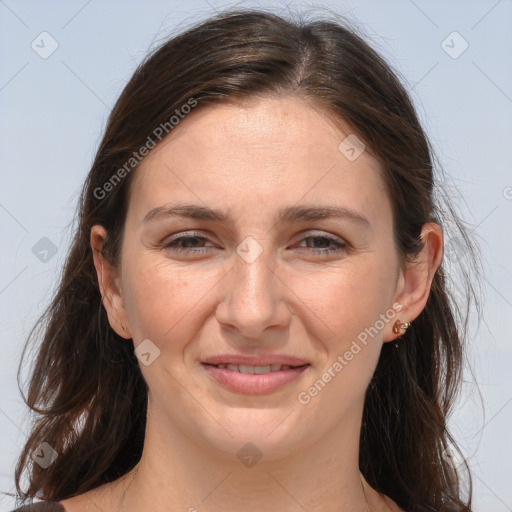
[216,364,294,373]
[254,365,271,374]
[238,364,254,374]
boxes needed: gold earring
[393,320,410,349]
[392,320,410,335]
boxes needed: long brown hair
[15,8,479,511]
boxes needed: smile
[212,363,295,373]
[201,362,310,394]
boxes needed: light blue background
[1,1,511,510]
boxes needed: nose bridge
[235,236,273,301]
[217,235,290,336]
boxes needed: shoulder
[11,502,65,511]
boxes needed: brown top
[11,502,65,511]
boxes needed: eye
[163,232,214,254]
[162,231,348,257]
[295,234,348,256]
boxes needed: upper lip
[202,354,309,366]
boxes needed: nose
[215,240,292,341]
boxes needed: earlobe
[392,320,411,335]
[384,222,443,343]
[90,225,132,339]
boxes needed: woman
[12,8,477,512]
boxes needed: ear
[384,222,443,342]
[90,224,132,339]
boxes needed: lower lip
[202,363,310,394]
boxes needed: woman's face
[99,96,408,460]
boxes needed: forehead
[127,96,390,228]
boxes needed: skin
[62,96,442,512]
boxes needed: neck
[105,400,377,512]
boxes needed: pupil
[310,237,327,248]
[185,237,201,247]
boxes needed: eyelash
[162,232,348,256]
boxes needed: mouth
[205,363,305,373]
[201,357,310,394]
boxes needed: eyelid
[164,230,215,242]
[164,229,347,245]
[293,229,345,241]
[162,229,349,257]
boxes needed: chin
[196,407,310,461]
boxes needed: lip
[202,354,309,366]
[201,355,310,394]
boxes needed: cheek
[121,257,220,345]
[295,257,396,343]
[121,237,398,355]
[295,261,396,412]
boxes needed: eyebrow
[143,202,370,228]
